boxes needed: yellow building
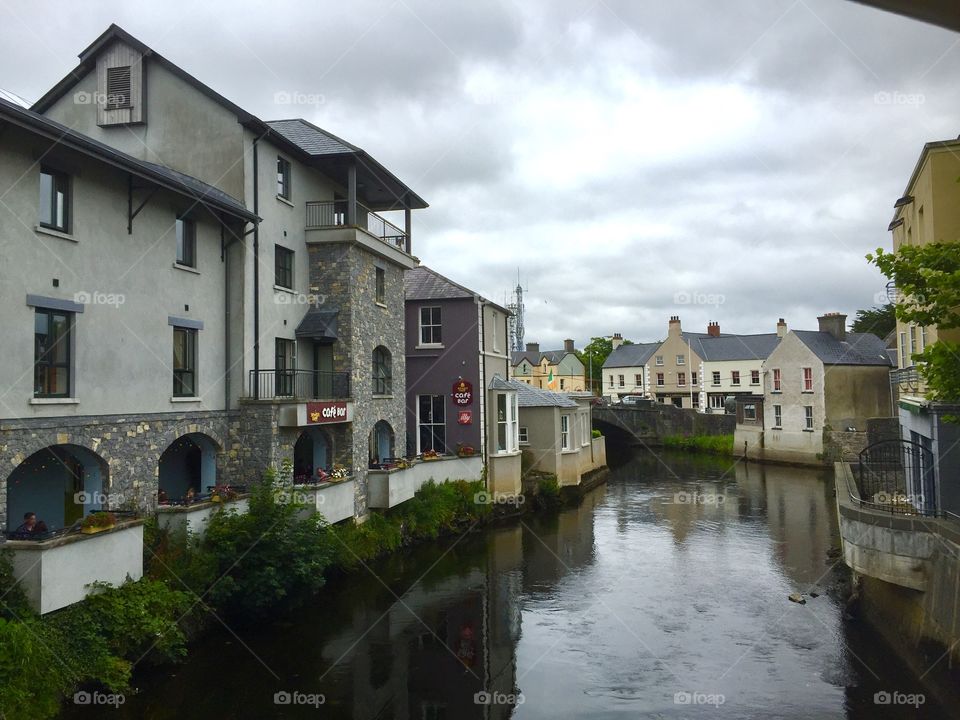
[510,340,586,392]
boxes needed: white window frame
[691,371,698,386]
[773,404,782,429]
[518,426,529,445]
[750,370,760,385]
[712,371,721,386]
[772,368,781,392]
[495,392,519,454]
[561,414,571,451]
[677,372,686,386]
[899,332,908,367]
[709,394,724,409]
[416,394,446,454]
[656,372,665,387]
[581,413,590,446]
[655,355,664,366]
[634,373,643,387]
[419,306,442,346]
[804,405,814,430]
[618,374,625,387]
[802,367,813,392]
[676,354,685,366]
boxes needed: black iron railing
[247,369,350,400]
[305,200,407,250]
[856,439,936,515]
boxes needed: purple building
[404,266,512,460]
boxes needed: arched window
[372,346,392,395]
[158,433,218,502]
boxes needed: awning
[295,308,339,342]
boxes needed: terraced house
[510,340,586,391]
[0,25,433,611]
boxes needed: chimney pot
[707,322,720,337]
[611,333,624,350]
[817,313,847,341]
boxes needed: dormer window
[106,66,131,109]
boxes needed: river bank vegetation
[661,433,734,455]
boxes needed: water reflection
[60,451,951,719]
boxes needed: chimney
[817,312,847,341]
[707,321,720,338]
[776,318,787,338]
[564,338,575,353]
[668,315,681,338]
[525,342,540,353]
[611,333,624,350]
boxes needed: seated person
[14,512,42,534]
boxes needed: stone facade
[308,240,407,517]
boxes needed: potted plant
[211,484,238,503]
[330,464,349,481]
[456,444,475,458]
[81,511,117,535]
[422,449,440,461]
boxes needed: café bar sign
[278,400,355,427]
[452,380,473,406]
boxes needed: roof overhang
[849,0,960,33]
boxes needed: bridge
[592,402,734,449]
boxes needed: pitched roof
[691,334,781,362]
[0,97,256,223]
[403,266,510,316]
[792,331,893,366]
[511,349,576,366]
[295,308,339,342]
[602,343,661,369]
[503,379,578,408]
[30,24,425,211]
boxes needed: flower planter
[80,524,115,535]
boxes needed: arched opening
[158,433,218,502]
[294,428,331,483]
[369,420,395,468]
[372,346,392,396]
[6,444,108,532]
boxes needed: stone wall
[592,404,735,447]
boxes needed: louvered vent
[105,66,131,109]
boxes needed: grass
[661,433,734,456]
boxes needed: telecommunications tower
[507,271,525,352]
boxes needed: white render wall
[368,456,483,508]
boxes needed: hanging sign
[458,410,473,425]
[452,380,473,406]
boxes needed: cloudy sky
[2,1,957,348]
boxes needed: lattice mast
[507,271,525,353]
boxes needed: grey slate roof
[511,349,574,366]
[602,343,661,369]
[691,334,781,362]
[0,98,256,222]
[405,266,474,301]
[503,379,578,408]
[266,119,358,156]
[295,308,339,342]
[793,331,893,366]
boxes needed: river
[61,450,951,718]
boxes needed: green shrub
[0,618,69,719]
[536,474,562,510]
[592,429,602,438]
[0,549,34,621]
[661,434,733,455]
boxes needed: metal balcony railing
[856,439,936,515]
[305,200,407,250]
[247,369,351,400]
[890,366,920,386]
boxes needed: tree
[868,242,960,411]
[576,336,632,394]
[850,303,896,339]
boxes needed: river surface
[62,451,951,719]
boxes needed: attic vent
[105,66,131,109]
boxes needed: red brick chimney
[707,321,720,337]
[564,339,575,352]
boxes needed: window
[677,372,686,386]
[275,245,294,289]
[712,371,721,386]
[375,267,385,304]
[492,312,500,352]
[418,395,446,453]
[618,374,625,388]
[731,371,740,386]
[709,394,724,409]
[804,405,814,430]
[773,404,782,428]
[277,156,291,200]
[772,368,781,392]
[496,393,518,453]
[656,372,664,386]
[275,338,295,396]
[560,379,565,390]
[743,403,756,420]
[105,66,131,109]
[173,327,197,397]
[750,370,760,385]
[920,326,928,351]
[581,414,590,445]
[39,167,70,232]
[519,426,529,444]
[34,308,72,397]
[635,373,643,387]
[691,372,698,385]
[561,415,571,450]
[899,332,907,367]
[609,375,614,388]
[419,306,442,345]
[676,354,685,365]
[909,325,917,357]
[176,217,196,267]
[802,367,813,392]
[692,393,700,408]
[655,355,664,366]
[372,346,392,395]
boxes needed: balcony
[291,478,357,524]
[368,455,483,509]
[247,369,350,401]
[305,200,416,268]
[157,493,251,539]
